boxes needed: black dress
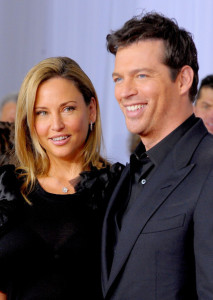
[0,163,124,300]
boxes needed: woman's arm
[0,291,6,300]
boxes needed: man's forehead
[199,86,213,99]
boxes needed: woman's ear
[89,97,97,123]
[178,65,194,96]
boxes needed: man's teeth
[127,104,145,111]
[52,136,68,141]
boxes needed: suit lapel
[107,154,194,290]
[105,119,208,294]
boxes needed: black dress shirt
[118,114,198,228]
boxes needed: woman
[0,57,123,300]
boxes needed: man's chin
[206,123,213,134]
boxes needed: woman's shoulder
[0,163,15,173]
[0,164,20,196]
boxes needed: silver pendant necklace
[62,186,69,193]
[47,175,81,194]
[62,176,81,193]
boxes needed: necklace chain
[46,174,81,194]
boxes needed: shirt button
[141,179,146,185]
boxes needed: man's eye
[113,77,122,83]
[202,104,210,109]
[138,74,146,78]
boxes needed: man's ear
[178,65,194,96]
[89,97,97,123]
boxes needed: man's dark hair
[196,75,213,99]
[106,12,199,102]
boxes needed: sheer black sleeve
[0,164,24,236]
[75,162,124,211]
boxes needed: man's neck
[141,113,193,151]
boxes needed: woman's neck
[48,159,85,181]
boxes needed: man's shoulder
[188,132,213,173]
[178,119,213,157]
[195,132,213,155]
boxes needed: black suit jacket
[102,120,213,300]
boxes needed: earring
[90,122,93,131]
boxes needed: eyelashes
[35,106,77,116]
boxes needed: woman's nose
[51,114,65,131]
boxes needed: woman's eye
[35,111,47,116]
[64,106,75,112]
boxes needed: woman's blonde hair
[15,56,108,198]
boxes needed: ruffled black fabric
[75,162,125,210]
[0,164,24,235]
[0,162,125,236]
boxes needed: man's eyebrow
[112,68,154,78]
[112,72,120,78]
[200,100,213,105]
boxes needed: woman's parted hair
[15,56,107,197]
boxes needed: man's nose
[117,79,138,100]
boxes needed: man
[102,12,213,299]
[194,75,213,134]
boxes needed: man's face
[194,87,213,134]
[112,40,183,149]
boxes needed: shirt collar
[131,114,198,166]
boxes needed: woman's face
[34,77,96,163]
